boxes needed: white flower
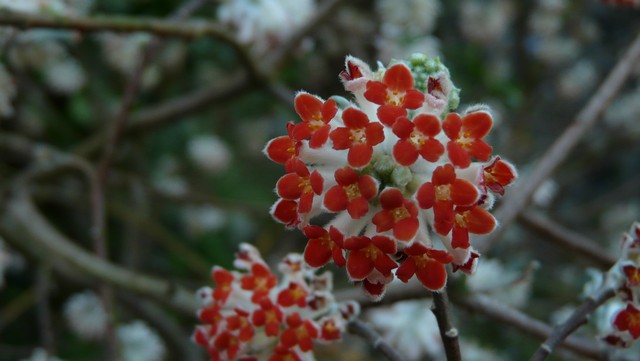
[182,205,227,235]
[366,299,443,360]
[117,321,166,361]
[63,291,108,340]
[459,0,514,44]
[604,85,640,138]
[43,59,85,94]
[558,60,598,100]
[532,179,559,208]
[217,0,316,54]
[19,348,65,361]
[376,0,441,37]
[467,258,533,308]
[0,62,15,118]
[187,135,232,174]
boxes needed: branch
[347,319,406,361]
[529,287,616,361]
[431,291,461,361]
[1,188,198,315]
[0,11,236,41]
[477,31,640,251]
[455,294,608,360]
[519,211,616,269]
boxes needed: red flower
[613,303,640,339]
[451,205,497,249]
[416,164,480,235]
[372,188,420,241]
[483,157,517,196]
[280,313,319,352]
[268,345,303,361]
[277,281,309,308]
[364,63,425,126]
[265,123,301,165]
[343,235,398,280]
[302,225,346,268]
[270,198,300,228]
[329,107,384,168]
[292,92,338,148]
[361,278,388,300]
[212,330,242,360]
[240,262,278,303]
[319,317,343,342]
[276,158,324,214]
[323,166,378,219]
[623,265,640,287]
[452,250,480,275]
[226,308,255,342]
[396,243,453,291]
[212,267,235,303]
[392,114,444,165]
[198,302,223,329]
[443,111,493,168]
[252,298,284,337]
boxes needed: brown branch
[519,211,616,269]
[477,31,640,252]
[455,294,608,360]
[431,291,461,361]
[529,287,616,361]
[347,319,407,361]
[0,188,198,315]
[0,11,236,41]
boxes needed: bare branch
[347,319,407,361]
[477,31,640,252]
[520,211,616,269]
[431,291,461,361]
[529,287,616,361]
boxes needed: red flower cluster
[602,223,640,348]
[193,244,359,360]
[265,55,517,299]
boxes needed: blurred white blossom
[218,0,316,54]
[63,291,108,340]
[459,0,514,44]
[467,258,533,308]
[187,135,232,174]
[532,179,559,208]
[152,157,188,196]
[558,60,598,100]
[43,59,85,94]
[117,321,166,361]
[19,348,65,361]
[604,85,640,138]
[182,205,227,235]
[377,0,440,37]
[461,341,507,361]
[366,299,443,360]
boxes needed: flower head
[265,54,517,298]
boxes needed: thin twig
[35,265,55,355]
[477,31,640,252]
[431,291,461,361]
[519,211,616,269]
[529,287,616,361]
[347,319,406,361]
[455,294,608,360]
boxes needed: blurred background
[1,0,640,360]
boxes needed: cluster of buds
[193,243,360,360]
[264,54,517,299]
[602,222,640,347]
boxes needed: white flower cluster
[466,258,534,308]
[375,0,441,62]
[459,0,514,44]
[63,290,108,340]
[217,0,316,55]
[117,321,166,361]
[18,348,65,361]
